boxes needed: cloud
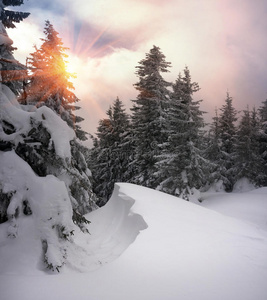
[7,0,267,144]
[70,48,144,139]
[7,22,43,63]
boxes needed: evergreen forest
[89,46,267,205]
[0,0,267,272]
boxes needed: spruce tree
[0,1,29,28]
[234,107,265,186]
[157,67,209,199]
[259,100,267,185]
[0,3,98,271]
[18,21,98,220]
[203,108,227,190]
[90,97,131,205]
[131,45,171,188]
[25,20,87,141]
[217,92,238,191]
[0,0,29,95]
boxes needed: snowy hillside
[1,183,267,300]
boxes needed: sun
[65,52,79,75]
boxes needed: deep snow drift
[1,183,267,300]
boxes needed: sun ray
[83,25,110,56]
[90,38,121,58]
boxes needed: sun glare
[65,53,78,75]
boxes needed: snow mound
[0,150,75,271]
[1,183,267,300]
[201,188,267,230]
[63,184,148,272]
[233,177,256,192]
[0,182,147,274]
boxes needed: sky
[7,0,267,146]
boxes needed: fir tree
[0,10,97,271]
[0,0,29,95]
[157,67,209,199]
[234,107,265,186]
[25,20,87,141]
[0,0,29,28]
[90,97,131,205]
[259,99,267,185]
[217,92,238,191]
[205,108,220,162]
[131,45,171,188]
[204,108,228,189]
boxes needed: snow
[201,188,267,230]
[0,150,75,268]
[34,106,75,158]
[1,182,267,300]
[0,85,75,158]
[232,177,256,193]
[0,23,13,46]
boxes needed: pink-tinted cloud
[7,0,267,145]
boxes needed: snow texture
[0,84,75,158]
[0,150,75,267]
[1,183,267,300]
[0,24,13,46]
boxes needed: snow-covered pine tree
[204,108,229,190]
[205,108,221,163]
[217,92,238,191]
[89,97,131,205]
[259,99,267,185]
[0,0,29,95]
[0,5,97,271]
[24,20,87,141]
[0,0,29,28]
[234,107,265,186]
[156,67,209,200]
[131,45,171,188]
[108,97,134,183]
[17,20,98,222]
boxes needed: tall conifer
[25,20,87,140]
[217,92,238,190]
[90,97,131,205]
[131,45,171,188]
[0,0,29,95]
[259,100,267,185]
[157,67,208,199]
[234,107,265,185]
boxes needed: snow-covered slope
[201,187,267,230]
[1,183,267,300]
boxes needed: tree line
[88,45,267,204]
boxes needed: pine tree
[259,99,267,185]
[131,45,171,188]
[0,0,29,95]
[157,67,209,199]
[90,97,131,205]
[25,20,87,141]
[0,1,29,28]
[204,108,229,189]
[217,92,238,191]
[17,21,98,220]
[0,9,98,271]
[234,107,265,186]
[205,108,220,163]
